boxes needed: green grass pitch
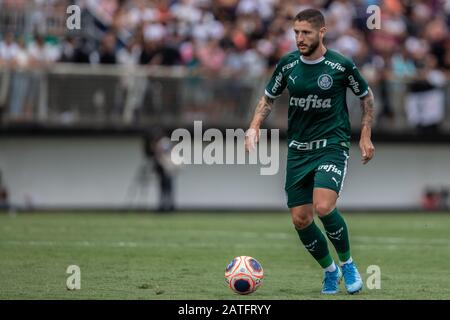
[0,212,449,300]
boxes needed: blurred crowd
[1,0,450,131]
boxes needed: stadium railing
[0,63,450,136]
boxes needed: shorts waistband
[288,138,349,152]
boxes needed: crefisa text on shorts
[178,303,271,318]
[171,121,280,176]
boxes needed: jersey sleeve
[346,62,369,98]
[264,61,287,99]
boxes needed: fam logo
[317,74,333,90]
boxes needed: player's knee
[291,213,313,230]
[314,202,335,217]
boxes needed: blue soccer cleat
[321,267,342,294]
[341,261,363,294]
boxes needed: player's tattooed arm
[359,88,375,164]
[245,95,275,151]
[360,88,374,129]
[250,95,275,128]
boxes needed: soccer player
[245,9,375,294]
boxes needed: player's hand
[245,127,260,152]
[359,137,375,164]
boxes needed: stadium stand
[0,0,450,135]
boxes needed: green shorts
[285,146,349,208]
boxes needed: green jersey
[265,49,369,151]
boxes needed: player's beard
[299,37,320,57]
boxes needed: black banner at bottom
[0,300,448,318]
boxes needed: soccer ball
[224,256,264,295]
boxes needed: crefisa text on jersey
[178,304,271,317]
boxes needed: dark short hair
[294,9,325,29]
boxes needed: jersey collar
[300,50,327,64]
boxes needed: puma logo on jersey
[289,95,332,111]
[289,75,298,84]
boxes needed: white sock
[324,261,337,273]
[340,257,353,266]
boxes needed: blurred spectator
[6,37,31,120]
[405,53,446,134]
[170,0,202,25]
[140,32,182,66]
[72,37,94,63]
[0,33,19,64]
[0,33,18,117]
[91,32,118,64]
[326,0,356,42]
[441,187,449,210]
[27,34,61,65]
[143,129,178,213]
[117,36,146,123]
[59,36,76,62]
[421,187,440,211]
[26,34,60,120]
[391,47,416,79]
[421,186,450,211]
[0,170,9,211]
[117,36,142,66]
[197,39,225,73]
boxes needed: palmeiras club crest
[317,74,333,90]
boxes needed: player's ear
[319,26,327,38]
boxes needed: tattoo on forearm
[361,89,374,128]
[252,95,274,125]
